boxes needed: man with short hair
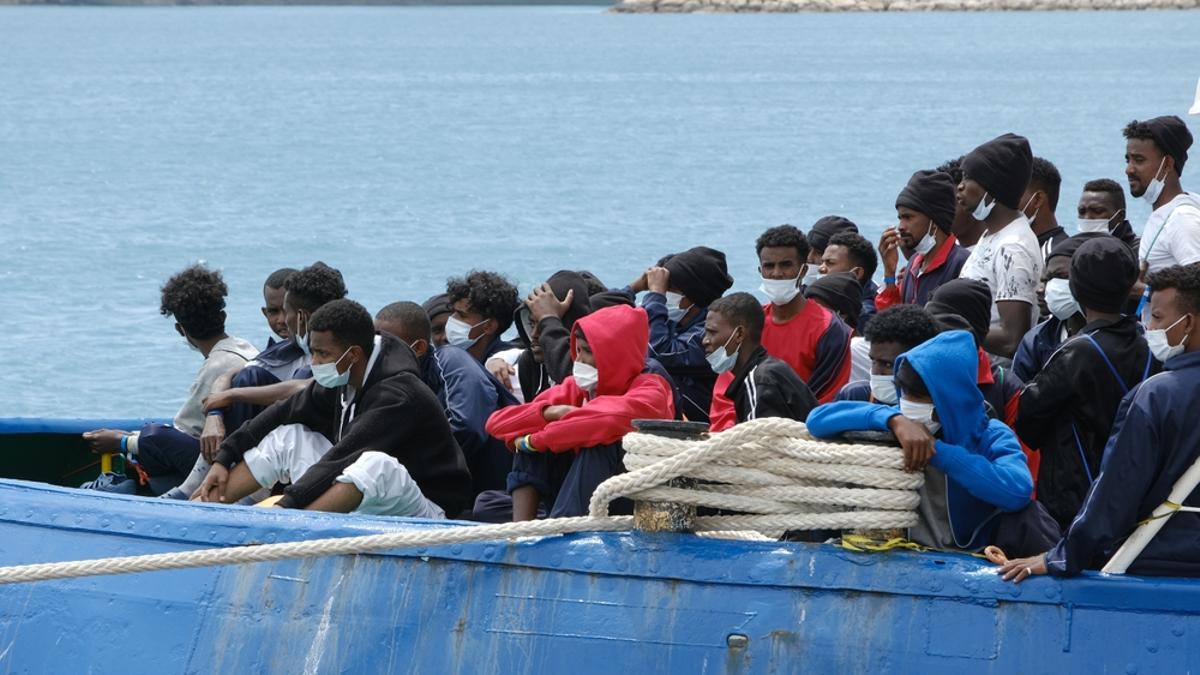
[83,265,259,494]
[819,231,879,329]
[805,216,858,286]
[375,300,519,505]
[1019,156,1069,261]
[836,305,940,404]
[702,292,817,423]
[1127,116,1200,276]
[625,246,734,423]
[195,299,471,518]
[876,169,971,311]
[937,156,986,250]
[1001,263,1200,580]
[958,133,1044,358]
[1017,237,1156,530]
[1076,178,1140,252]
[422,294,453,347]
[445,271,520,363]
[260,267,298,344]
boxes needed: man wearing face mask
[624,246,733,424]
[375,301,519,512]
[1125,117,1200,312]
[836,305,939,406]
[808,330,1033,551]
[958,133,1043,358]
[702,293,817,424]
[444,270,520,364]
[877,169,970,313]
[1000,263,1200,582]
[937,157,988,251]
[708,226,852,432]
[83,265,260,495]
[487,305,675,521]
[804,216,859,288]
[195,299,470,518]
[818,232,879,329]
[1012,234,1104,382]
[1016,238,1156,531]
[1076,178,1140,252]
[804,272,871,383]
[197,263,347,483]
[1018,157,1069,262]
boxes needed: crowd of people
[81,114,1200,581]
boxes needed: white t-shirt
[960,216,1043,327]
[1139,192,1200,273]
[849,336,871,384]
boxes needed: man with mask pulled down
[1075,178,1140,252]
[1016,238,1157,531]
[807,330,1033,551]
[877,170,972,311]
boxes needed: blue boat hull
[0,478,1197,674]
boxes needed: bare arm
[982,300,1033,359]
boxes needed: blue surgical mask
[445,315,487,349]
[665,292,688,324]
[972,192,995,221]
[705,330,741,374]
[312,348,353,389]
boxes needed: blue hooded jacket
[807,330,1032,550]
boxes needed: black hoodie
[215,332,471,515]
[514,271,592,401]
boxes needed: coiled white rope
[0,418,919,585]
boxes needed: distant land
[0,0,610,5]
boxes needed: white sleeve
[1166,206,1200,267]
[992,242,1039,306]
[491,347,524,366]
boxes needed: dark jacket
[1038,226,1069,261]
[859,280,879,332]
[725,346,818,424]
[1017,317,1157,530]
[635,289,714,424]
[875,236,972,311]
[421,344,519,499]
[1047,350,1200,577]
[216,333,471,515]
[1111,218,1141,254]
[513,271,594,388]
[1012,317,1070,382]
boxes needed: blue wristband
[119,435,128,454]
[884,276,897,285]
[207,409,224,417]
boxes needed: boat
[0,417,1196,673]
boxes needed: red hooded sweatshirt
[485,305,675,453]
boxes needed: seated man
[375,301,518,506]
[1017,238,1157,531]
[876,169,971,311]
[804,272,871,384]
[1001,263,1200,580]
[486,305,675,521]
[422,294,454,347]
[194,300,471,518]
[624,246,734,423]
[200,263,347,458]
[804,215,859,287]
[83,265,259,494]
[445,271,520,363]
[1012,235,1104,381]
[703,293,817,423]
[818,231,879,330]
[837,304,940,405]
[807,331,1033,551]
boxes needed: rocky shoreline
[612,0,1198,12]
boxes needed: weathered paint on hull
[0,479,1197,674]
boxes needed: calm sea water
[1,6,1197,417]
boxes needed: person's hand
[485,358,516,393]
[193,463,229,503]
[82,429,126,454]
[629,270,649,293]
[997,553,1048,583]
[200,414,226,463]
[645,267,671,294]
[878,228,901,278]
[527,283,573,323]
[887,414,936,472]
[202,389,238,413]
[542,405,579,422]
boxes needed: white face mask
[445,315,487,349]
[1142,157,1168,206]
[572,360,599,393]
[1044,278,1082,321]
[972,192,996,221]
[664,292,688,324]
[802,264,822,288]
[912,220,937,257]
[705,329,740,374]
[899,397,941,436]
[1020,194,1040,223]
[869,373,897,405]
[1146,314,1190,363]
[1076,217,1114,234]
[292,311,311,357]
[760,274,802,306]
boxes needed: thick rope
[0,418,919,585]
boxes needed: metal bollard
[629,420,708,533]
